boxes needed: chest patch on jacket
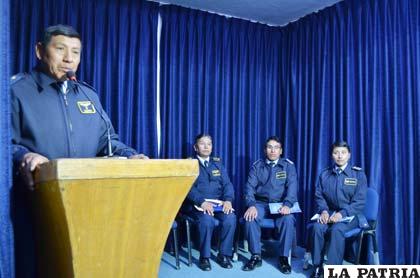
[276,171,287,179]
[77,101,96,114]
[344,178,357,186]
[212,170,221,176]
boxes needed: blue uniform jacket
[11,69,137,165]
[315,165,367,217]
[244,158,298,208]
[187,157,235,206]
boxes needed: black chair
[183,215,221,266]
[236,217,297,263]
[169,221,180,269]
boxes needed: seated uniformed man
[310,141,367,278]
[242,136,297,274]
[185,134,236,271]
[11,24,148,277]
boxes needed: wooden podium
[32,158,198,278]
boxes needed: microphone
[66,70,77,82]
[66,71,114,157]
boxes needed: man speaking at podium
[11,24,147,277]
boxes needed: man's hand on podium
[129,153,149,159]
[19,152,49,191]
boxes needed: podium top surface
[34,158,199,183]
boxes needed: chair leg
[291,229,298,258]
[186,219,192,266]
[233,223,239,261]
[372,232,380,264]
[172,227,180,269]
[355,232,364,264]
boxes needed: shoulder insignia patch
[10,73,26,85]
[212,157,221,162]
[285,158,294,165]
[352,166,362,171]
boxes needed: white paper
[310,213,354,223]
[194,199,234,212]
[268,202,302,214]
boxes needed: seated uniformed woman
[184,134,236,271]
[310,141,368,278]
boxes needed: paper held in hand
[268,202,302,214]
[310,213,354,223]
[195,199,234,212]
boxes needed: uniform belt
[255,196,281,203]
[255,196,270,203]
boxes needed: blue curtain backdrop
[10,0,159,157]
[159,5,284,222]
[279,0,420,265]
[1,1,13,278]
[159,0,419,264]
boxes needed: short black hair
[265,136,282,148]
[40,25,81,46]
[330,141,351,153]
[195,133,212,145]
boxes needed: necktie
[335,168,342,175]
[58,81,68,94]
[269,162,275,167]
[204,161,209,168]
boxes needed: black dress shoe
[242,254,262,271]
[278,256,292,274]
[311,265,324,278]
[198,257,211,271]
[216,254,233,269]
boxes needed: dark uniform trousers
[193,211,236,258]
[311,218,360,265]
[244,201,295,257]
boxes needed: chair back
[363,187,379,221]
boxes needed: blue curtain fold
[10,0,159,157]
[159,5,283,221]
[159,0,419,264]
[279,0,420,264]
[1,2,13,278]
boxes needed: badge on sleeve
[77,101,96,114]
[344,178,358,186]
[212,170,221,176]
[276,171,287,179]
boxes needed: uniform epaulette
[285,158,294,165]
[352,166,362,171]
[320,166,331,173]
[252,159,263,166]
[212,157,221,162]
[79,81,97,93]
[10,73,26,85]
